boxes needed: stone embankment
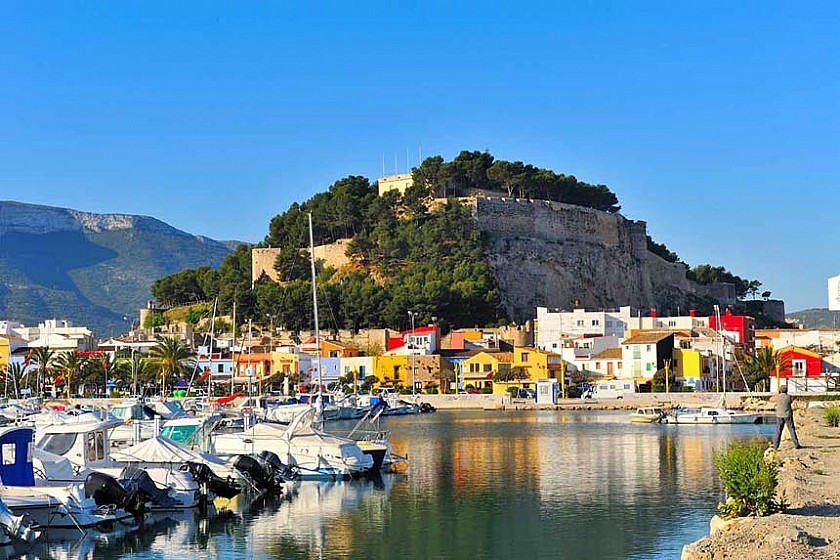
[681,404,840,560]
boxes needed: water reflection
[0,411,773,560]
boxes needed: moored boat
[629,407,666,423]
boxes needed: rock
[710,514,751,535]
[766,525,811,545]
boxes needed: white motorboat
[669,407,762,424]
[0,425,137,530]
[211,408,374,479]
[34,418,209,510]
[108,398,184,446]
[668,394,762,425]
[629,407,667,423]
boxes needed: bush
[712,440,784,518]
[479,386,493,395]
[507,387,520,398]
[824,406,840,428]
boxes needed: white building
[829,274,840,311]
[536,307,633,350]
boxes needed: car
[464,387,479,394]
[517,388,536,399]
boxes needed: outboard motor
[181,462,240,500]
[120,466,178,510]
[233,454,277,492]
[83,471,146,522]
[419,402,436,413]
[258,450,301,481]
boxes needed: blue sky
[1,2,838,311]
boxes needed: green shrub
[507,387,520,398]
[712,440,784,518]
[479,386,493,394]
[824,406,840,428]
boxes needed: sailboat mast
[207,298,217,397]
[308,212,324,416]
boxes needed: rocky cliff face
[0,200,189,237]
[472,197,732,322]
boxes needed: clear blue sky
[1,2,838,312]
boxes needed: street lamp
[408,311,417,396]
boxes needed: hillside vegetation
[151,150,762,331]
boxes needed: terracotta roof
[622,332,674,345]
[592,347,622,360]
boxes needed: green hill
[0,201,233,335]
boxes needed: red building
[777,346,822,378]
[387,325,440,354]
[708,309,755,351]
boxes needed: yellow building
[461,352,512,392]
[372,355,410,388]
[489,347,564,395]
[377,173,414,196]
[0,336,9,372]
[271,351,300,378]
[673,348,702,388]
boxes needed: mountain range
[0,201,234,335]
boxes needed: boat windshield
[160,424,198,444]
[39,432,78,456]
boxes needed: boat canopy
[0,426,35,486]
[111,435,228,467]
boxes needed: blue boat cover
[0,427,35,486]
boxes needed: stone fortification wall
[472,197,725,322]
[251,240,352,285]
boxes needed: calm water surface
[9,410,772,559]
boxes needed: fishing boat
[629,407,667,423]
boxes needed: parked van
[581,380,637,399]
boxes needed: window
[483,364,492,372]
[617,362,622,369]
[792,360,806,377]
[646,345,652,351]
[1,443,14,465]
[329,351,339,358]
[217,364,224,373]
[576,320,584,327]
[591,319,600,326]
[359,365,366,376]
[393,366,400,380]
[521,352,529,363]
[668,320,677,327]
[552,343,558,348]
[606,321,613,327]
[39,433,78,457]
[646,363,652,371]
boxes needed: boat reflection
[0,476,396,559]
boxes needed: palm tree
[30,346,56,398]
[54,351,88,398]
[149,337,195,397]
[743,347,790,391]
[2,363,27,399]
[82,354,130,397]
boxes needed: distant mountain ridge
[786,308,840,329]
[0,201,233,335]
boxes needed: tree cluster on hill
[687,264,762,300]
[410,151,621,212]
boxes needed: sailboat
[669,305,762,425]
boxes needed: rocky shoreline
[681,404,840,560]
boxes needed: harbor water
[8,410,773,559]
